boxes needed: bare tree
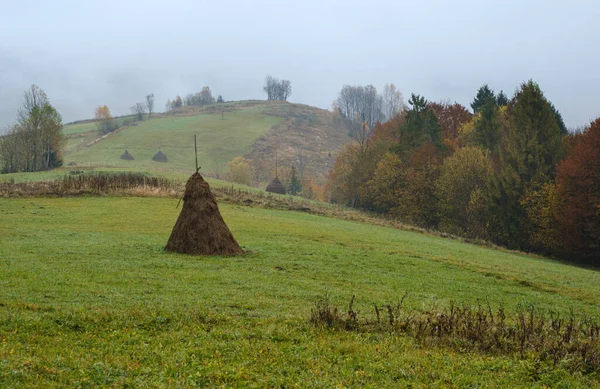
[131,102,146,121]
[263,75,276,100]
[382,83,405,120]
[335,84,384,150]
[145,94,155,119]
[263,75,292,101]
[279,79,292,101]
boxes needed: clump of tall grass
[310,294,600,375]
[0,172,181,197]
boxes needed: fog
[1,0,599,129]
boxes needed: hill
[63,101,350,183]
[1,196,600,387]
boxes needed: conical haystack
[120,150,135,160]
[152,150,168,162]
[266,177,286,194]
[165,172,244,256]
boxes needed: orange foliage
[370,112,404,144]
[428,102,472,142]
[300,175,324,201]
[554,117,600,259]
[94,105,111,121]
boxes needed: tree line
[325,81,599,263]
[0,85,64,173]
[165,87,223,112]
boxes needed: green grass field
[1,197,599,387]
[64,107,282,173]
[63,116,137,135]
[62,121,98,135]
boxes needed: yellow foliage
[94,105,111,121]
[521,183,560,250]
[457,113,480,147]
[227,157,253,186]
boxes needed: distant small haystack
[120,150,135,160]
[152,150,168,162]
[165,172,244,256]
[266,177,286,195]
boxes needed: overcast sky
[1,0,599,129]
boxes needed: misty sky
[1,0,599,129]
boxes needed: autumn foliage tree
[428,102,471,143]
[366,95,446,227]
[437,146,492,237]
[95,105,117,134]
[227,157,253,186]
[554,118,600,260]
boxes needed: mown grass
[64,107,282,173]
[62,121,98,135]
[1,197,600,387]
[63,116,137,135]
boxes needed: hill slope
[63,101,350,182]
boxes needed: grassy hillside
[65,106,282,173]
[1,197,599,387]
[244,103,352,183]
[60,101,349,182]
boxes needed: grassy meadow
[1,196,600,387]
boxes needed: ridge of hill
[62,101,350,183]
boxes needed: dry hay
[152,150,168,162]
[266,177,286,195]
[120,150,135,160]
[165,172,244,256]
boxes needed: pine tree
[474,100,500,150]
[488,80,565,248]
[471,84,496,113]
[396,94,443,154]
[550,103,568,136]
[288,165,301,195]
[496,90,509,106]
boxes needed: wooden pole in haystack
[194,134,199,172]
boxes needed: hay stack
[152,150,168,162]
[120,150,135,160]
[266,177,286,194]
[165,172,244,256]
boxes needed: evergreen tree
[471,84,496,113]
[288,165,302,195]
[474,100,500,150]
[217,95,224,103]
[488,80,565,248]
[550,103,568,136]
[496,90,509,106]
[396,94,443,154]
